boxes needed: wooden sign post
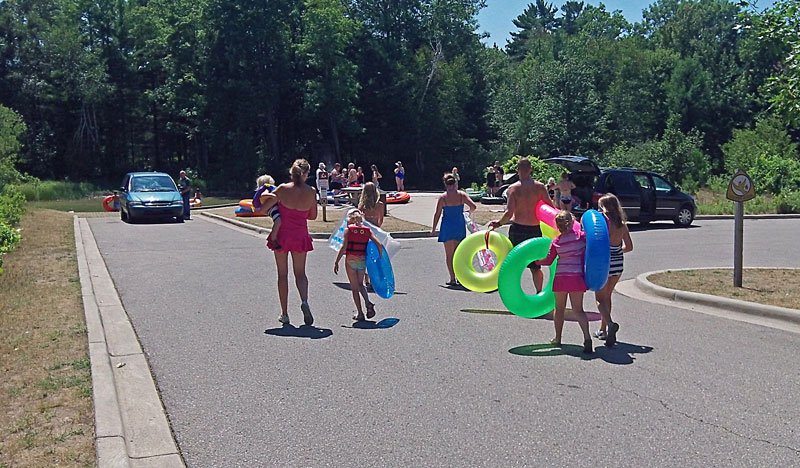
[726,168,755,288]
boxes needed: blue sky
[477,0,774,46]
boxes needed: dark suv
[544,156,697,227]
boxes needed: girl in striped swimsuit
[536,210,593,354]
[594,194,633,347]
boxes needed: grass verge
[0,210,95,467]
[649,268,800,310]
[204,206,429,233]
[29,197,240,213]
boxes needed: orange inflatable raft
[386,191,410,204]
[235,199,266,217]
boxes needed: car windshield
[131,175,177,192]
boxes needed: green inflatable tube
[498,237,558,318]
[453,231,513,292]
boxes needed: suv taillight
[592,192,603,207]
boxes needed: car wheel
[120,208,127,222]
[674,205,694,227]
[175,216,184,223]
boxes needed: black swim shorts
[508,222,543,270]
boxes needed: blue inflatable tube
[581,209,610,291]
[366,240,395,299]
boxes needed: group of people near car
[256,157,632,354]
[430,157,633,354]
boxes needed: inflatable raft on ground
[235,199,266,217]
[385,191,410,204]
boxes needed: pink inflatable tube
[536,200,580,238]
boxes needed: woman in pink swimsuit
[259,159,318,326]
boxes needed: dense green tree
[298,0,361,162]
[506,1,560,59]
[749,0,800,126]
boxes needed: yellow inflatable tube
[453,231,513,292]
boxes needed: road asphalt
[87,214,800,467]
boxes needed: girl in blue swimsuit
[430,173,477,286]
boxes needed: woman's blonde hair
[289,159,310,183]
[555,210,574,234]
[256,174,275,189]
[599,193,626,228]
[358,182,379,211]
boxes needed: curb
[199,211,433,239]
[635,268,800,326]
[74,217,184,468]
[695,214,800,220]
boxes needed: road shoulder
[75,216,184,467]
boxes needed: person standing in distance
[493,160,504,195]
[316,162,328,198]
[394,161,405,191]
[488,157,551,292]
[178,170,191,220]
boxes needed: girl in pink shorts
[536,210,593,354]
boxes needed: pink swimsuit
[537,231,587,292]
[267,202,313,253]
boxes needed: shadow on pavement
[332,282,407,295]
[341,318,400,329]
[509,341,653,364]
[460,308,602,322]
[439,283,470,292]
[628,222,700,232]
[264,324,333,339]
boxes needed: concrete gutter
[635,268,800,326]
[199,211,433,239]
[74,217,184,468]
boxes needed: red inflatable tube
[102,195,114,212]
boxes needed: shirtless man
[347,163,358,186]
[554,172,576,212]
[488,157,552,292]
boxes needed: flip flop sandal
[353,313,366,321]
[366,303,376,319]
[549,338,562,347]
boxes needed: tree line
[0,0,798,192]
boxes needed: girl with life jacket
[334,209,384,321]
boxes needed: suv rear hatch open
[544,156,600,211]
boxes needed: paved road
[89,216,800,467]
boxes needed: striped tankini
[609,243,624,277]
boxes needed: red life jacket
[346,225,371,255]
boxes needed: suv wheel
[674,205,694,227]
[120,208,128,222]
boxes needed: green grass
[693,189,795,215]
[15,181,103,201]
[28,199,108,212]
[28,196,240,213]
[195,197,240,207]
